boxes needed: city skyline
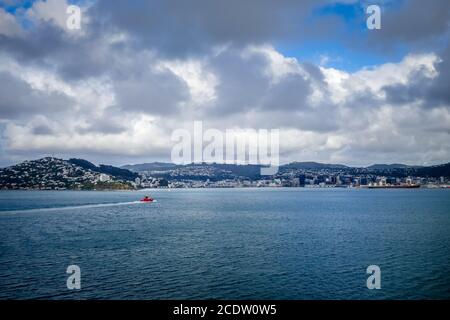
[1,156,449,190]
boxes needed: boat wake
[0,200,153,215]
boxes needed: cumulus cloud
[26,0,70,29]
[0,0,449,167]
[0,8,22,37]
[0,71,74,120]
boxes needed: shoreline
[1,185,450,191]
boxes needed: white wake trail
[0,200,153,215]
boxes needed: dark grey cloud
[0,23,66,62]
[75,115,127,135]
[31,123,55,135]
[382,72,429,105]
[382,45,450,108]
[114,68,190,115]
[359,0,450,59]
[263,73,312,111]
[0,22,135,82]
[0,71,74,120]
[205,48,269,115]
[302,62,325,82]
[428,44,450,105]
[370,0,450,44]
[203,48,324,118]
[89,0,328,58]
[0,25,98,81]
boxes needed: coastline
[2,185,450,191]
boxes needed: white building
[99,173,111,182]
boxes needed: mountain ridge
[121,160,450,179]
[121,161,427,171]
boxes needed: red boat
[140,196,154,202]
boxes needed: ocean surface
[0,188,449,300]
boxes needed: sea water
[0,188,449,299]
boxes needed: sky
[0,0,449,167]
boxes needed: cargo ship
[365,184,420,189]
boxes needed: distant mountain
[194,163,262,179]
[0,157,135,190]
[359,163,450,178]
[121,161,450,179]
[122,162,263,179]
[126,162,264,181]
[284,162,349,170]
[415,162,450,178]
[366,164,418,170]
[121,162,177,172]
[69,158,138,181]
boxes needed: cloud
[428,45,450,106]
[0,8,22,37]
[26,0,70,30]
[368,0,450,45]
[113,62,190,115]
[0,0,449,167]
[381,47,450,108]
[89,0,325,58]
[0,71,74,120]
